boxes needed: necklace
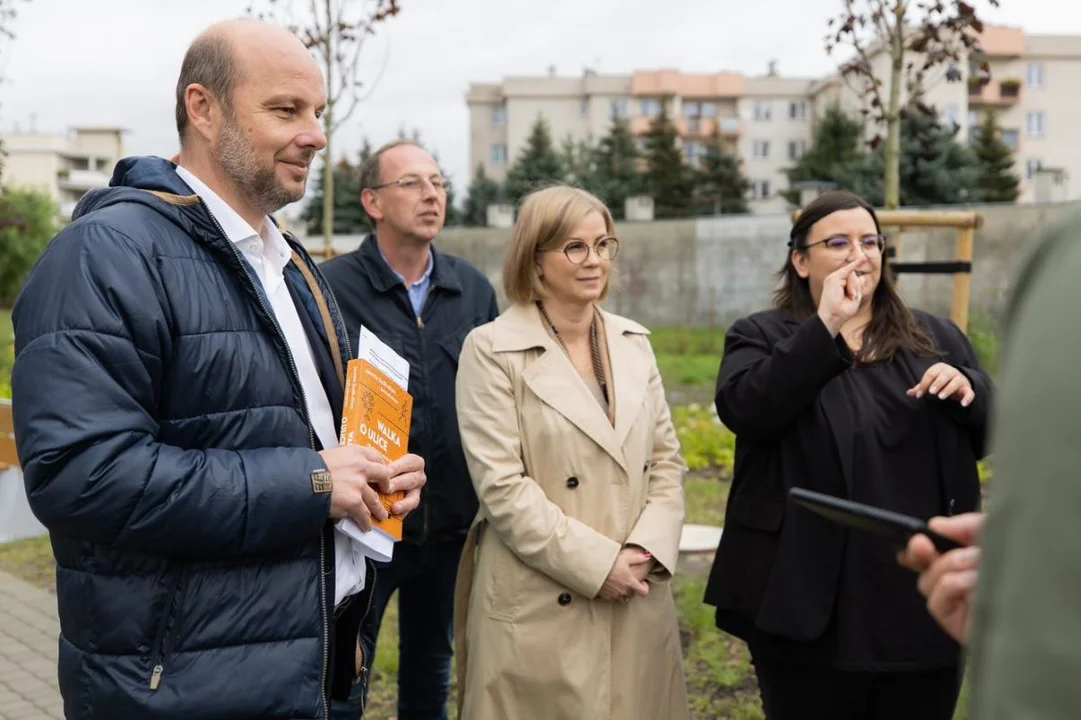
[537,302,609,403]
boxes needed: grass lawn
[0,324,974,719]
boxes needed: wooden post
[951,226,975,333]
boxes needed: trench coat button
[643,462,650,472]
[566,476,579,489]
[558,592,572,606]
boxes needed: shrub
[0,188,57,306]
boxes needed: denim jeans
[330,537,465,720]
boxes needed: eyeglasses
[540,237,620,264]
[802,234,886,255]
[369,175,450,194]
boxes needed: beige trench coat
[453,302,689,720]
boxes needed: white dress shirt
[176,166,366,607]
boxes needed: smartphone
[787,487,965,553]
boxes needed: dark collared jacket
[320,235,499,544]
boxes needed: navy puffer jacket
[11,156,352,719]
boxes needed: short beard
[217,113,303,215]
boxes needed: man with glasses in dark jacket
[11,19,425,720]
[320,140,499,720]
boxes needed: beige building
[2,127,127,220]
[466,25,1080,213]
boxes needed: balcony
[718,116,743,136]
[57,169,111,192]
[969,78,1022,106]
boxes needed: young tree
[783,103,867,204]
[302,154,368,235]
[695,130,750,214]
[592,117,642,219]
[972,109,1020,203]
[248,0,401,250]
[826,0,999,208]
[642,101,693,218]
[503,115,564,206]
[463,164,502,227]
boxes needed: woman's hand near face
[817,259,864,336]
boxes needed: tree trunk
[321,0,335,253]
[884,3,906,210]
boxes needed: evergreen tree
[504,115,565,205]
[857,107,983,206]
[694,130,750,214]
[642,101,693,218]
[783,103,867,204]
[463,163,503,227]
[593,117,642,219]
[559,134,600,193]
[971,109,1020,203]
[303,154,369,235]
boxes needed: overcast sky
[1,0,1074,215]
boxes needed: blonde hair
[502,185,617,304]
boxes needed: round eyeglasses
[540,237,620,264]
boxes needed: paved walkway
[0,570,62,720]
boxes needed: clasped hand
[320,445,426,531]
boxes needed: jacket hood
[73,155,199,223]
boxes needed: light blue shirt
[378,244,433,318]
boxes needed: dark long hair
[774,191,939,362]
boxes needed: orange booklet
[340,357,414,541]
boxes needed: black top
[829,360,959,670]
[704,309,993,669]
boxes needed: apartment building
[466,25,1081,213]
[1,126,126,220]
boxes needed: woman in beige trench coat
[453,185,689,720]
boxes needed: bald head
[174,19,315,146]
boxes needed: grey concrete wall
[300,200,1079,330]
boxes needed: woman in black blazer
[703,191,992,720]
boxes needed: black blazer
[703,308,992,644]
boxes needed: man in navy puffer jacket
[9,19,425,720]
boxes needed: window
[491,144,508,166]
[580,99,589,117]
[1001,129,1019,150]
[701,102,718,118]
[683,101,701,118]
[788,140,806,160]
[943,104,961,129]
[751,180,771,199]
[610,99,630,119]
[1027,63,1045,89]
[639,98,662,118]
[789,102,807,121]
[1026,159,1042,180]
[491,106,507,126]
[684,141,706,166]
[1027,111,1045,137]
[968,110,980,128]
[754,101,772,121]
[752,140,770,158]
